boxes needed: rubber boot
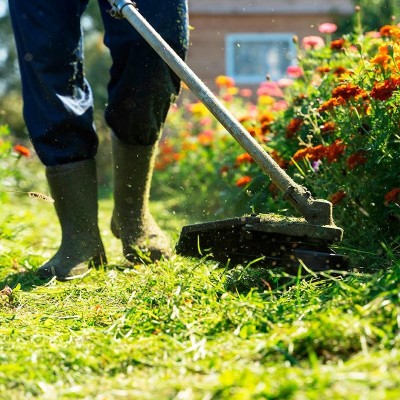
[37,159,107,281]
[110,134,171,263]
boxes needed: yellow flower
[215,75,235,88]
[189,102,209,117]
[258,95,275,105]
[226,86,239,95]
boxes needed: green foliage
[0,124,31,201]
[338,0,400,35]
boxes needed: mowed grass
[0,196,399,399]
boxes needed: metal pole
[106,0,334,225]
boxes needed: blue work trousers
[9,0,188,166]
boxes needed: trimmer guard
[176,214,348,272]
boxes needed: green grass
[0,195,399,399]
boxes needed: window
[225,33,296,84]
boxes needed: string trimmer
[107,1,348,271]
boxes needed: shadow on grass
[0,269,47,292]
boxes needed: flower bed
[154,21,400,267]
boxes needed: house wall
[186,1,353,89]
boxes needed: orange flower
[286,117,304,138]
[316,66,331,75]
[330,190,347,205]
[318,97,345,113]
[197,130,213,146]
[235,153,254,166]
[13,144,30,157]
[246,126,262,138]
[238,115,253,124]
[293,140,345,164]
[258,111,275,125]
[269,150,287,168]
[384,188,400,205]
[292,147,312,162]
[380,25,400,39]
[159,139,174,154]
[215,75,235,88]
[330,38,346,51]
[325,139,346,163]
[292,145,325,162]
[346,151,367,170]
[333,66,349,76]
[236,175,252,187]
[321,121,336,134]
[371,44,391,67]
[370,78,400,101]
[332,83,367,101]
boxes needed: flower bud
[387,44,394,58]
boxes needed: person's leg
[98,0,188,262]
[9,0,106,279]
[8,0,98,165]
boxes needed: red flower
[325,139,346,163]
[346,151,367,170]
[330,38,346,51]
[286,118,304,138]
[370,78,400,101]
[321,121,336,134]
[332,83,367,101]
[270,150,287,168]
[333,66,349,76]
[236,176,252,187]
[384,188,400,205]
[13,144,30,157]
[220,165,229,175]
[330,190,347,205]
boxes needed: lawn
[1,195,399,399]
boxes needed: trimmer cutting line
[107,0,348,271]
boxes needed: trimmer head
[176,214,348,272]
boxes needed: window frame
[225,33,296,84]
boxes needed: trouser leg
[8,0,98,166]
[9,1,106,278]
[97,0,188,262]
[98,0,189,145]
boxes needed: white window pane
[226,33,296,84]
